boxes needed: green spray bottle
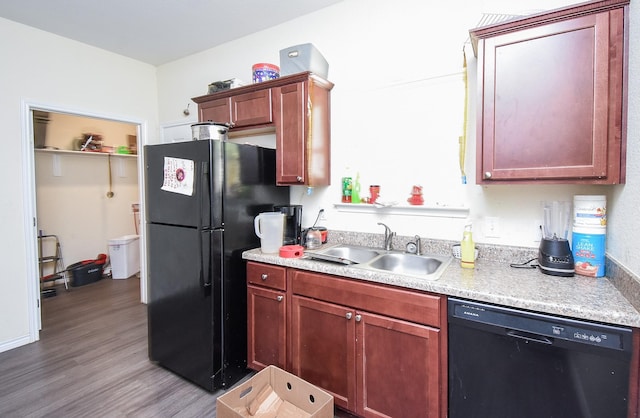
[352,172,361,203]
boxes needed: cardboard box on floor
[217,365,334,418]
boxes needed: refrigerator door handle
[201,231,212,288]
[199,161,212,229]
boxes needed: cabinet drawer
[290,270,443,328]
[247,262,286,291]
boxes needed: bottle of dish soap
[341,167,353,203]
[352,172,361,203]
[460,224,475,269]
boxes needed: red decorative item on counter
[369,185,380,204]
[408,185,424,205]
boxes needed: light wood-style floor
[0,278,225,417]
[0,277,354,418]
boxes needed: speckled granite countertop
[243,233,640,328]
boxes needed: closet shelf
[35,149,137,158]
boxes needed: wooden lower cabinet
[358,312,441,418]
[246,262,287,371]
[247,285,286,371]
[291,295,442,417]
[290,269,446,418]
[291,296,357,411]
[246,262,447,417]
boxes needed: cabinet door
[357,311,443,418]
[199,97,231,124]
[247,285,286,371]
[232,89,272,127]
[273,81,307,185]
[291,295,357,412]
[477,11,623,183]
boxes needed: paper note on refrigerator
[161,157,195,196]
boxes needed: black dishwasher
[448,297,633,418]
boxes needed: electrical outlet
[484,217,501,238]
[319,209,328,221]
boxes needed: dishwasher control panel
[448,297,632,353]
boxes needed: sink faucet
[377,222,395,251]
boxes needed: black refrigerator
[145,139,289,392]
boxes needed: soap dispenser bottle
[352,172,361,203]
[460,224,475,269]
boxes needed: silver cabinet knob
[345,312,353,320]
[484,171,492,179]
[261,273,268,281]
[276,295,284,302]
[355,314,362,322]
[296,176,303,182]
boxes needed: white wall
[156,0,639,270]
[0,16,157,352]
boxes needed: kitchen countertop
[243,243,640,328]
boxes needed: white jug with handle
[254,212,285,254]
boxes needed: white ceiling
[0,0,342,66]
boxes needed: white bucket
[254,212,285,254]
[573,195,606,228]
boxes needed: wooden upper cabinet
[199,97,231,124]
[470,0,628,184]
[272,76,333,186]
[273,82,306,186]
[192,72,333,187]
[231,89,272,128]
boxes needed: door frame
[22,99,148,342]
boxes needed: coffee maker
[274,205,303,245]
[538,201,574,277]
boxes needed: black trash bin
[67,254,107,287]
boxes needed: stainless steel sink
[306,245,383,264]
[306,244,452,280]
[365,253,445,276]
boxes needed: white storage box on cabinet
[108,235,140,279]
[279,43,329,78]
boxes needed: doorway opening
[23,101,147,342]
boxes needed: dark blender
[538,201,574,276]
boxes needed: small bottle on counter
[341,167,353,203]
[460,224,475,269]
[352,172,361,203]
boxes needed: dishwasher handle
[507,329,553,345]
